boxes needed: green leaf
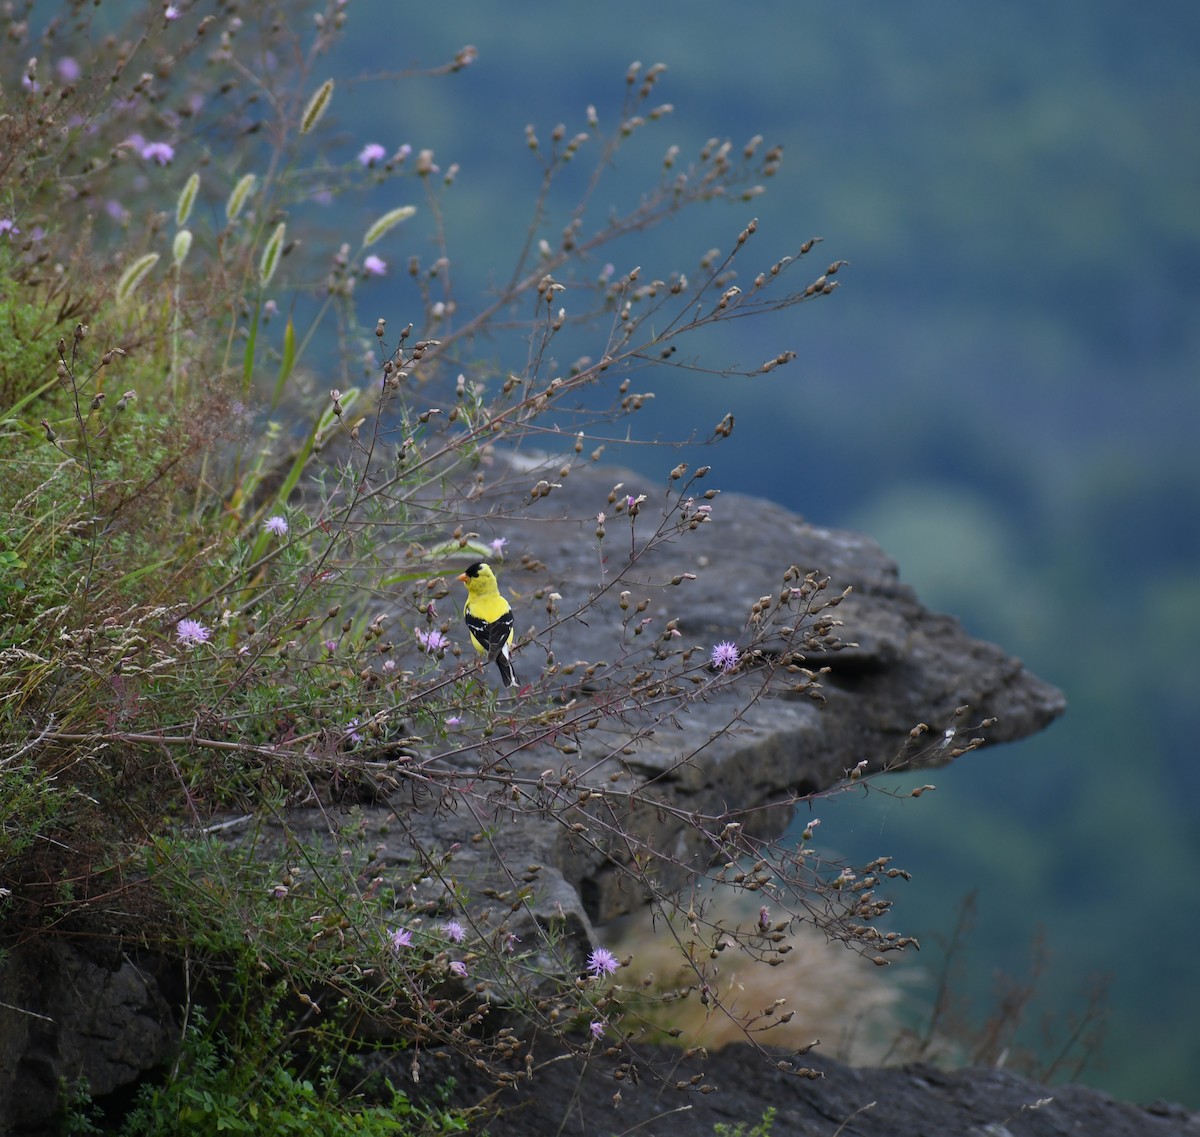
[242,297,261,397]
[115,557,174,589]
[379,541,496,587]
[246,388,361,565]
[270,316,297,410]
[2,374,61,424]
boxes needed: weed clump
[1,3,963,1129]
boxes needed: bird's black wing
[465,608,514,663]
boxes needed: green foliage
[0,255,62,414]
[56,995,471,1137]
[714,1106,776,1137]
[117,1014,464,1137]
[0,760,62,868]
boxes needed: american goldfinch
[457,561,518,688]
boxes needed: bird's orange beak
[456,572,469,584]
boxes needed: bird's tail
[493,645,518,688]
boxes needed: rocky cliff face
[357,456,1068,938]
[431,1042,1197,1137]
[6,460,1178,1135]
[243,456,1068,966]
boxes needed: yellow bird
[457,561,518,688]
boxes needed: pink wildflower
[417,628,448,653]
[141,141,175,166]
[357,142,387,167]
[710,641,740,673]
[587,946,619,978]
[176,618,210,646]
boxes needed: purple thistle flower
[140,141,175,166]
[56,57,81,82]
[589,1020,605,1040]
[176,618,210,646]
[164,4,180,19]
[587,946,620,978]
[345,718,363,745]
[358,142,387,167]
[489,536,508,558]
[443,920,465,943]
[416,628,448,653]
[362,254,387,277]
[389,926,412,951]
[264,514,288,536]
[710,641,740,673]
[448,960,468,980]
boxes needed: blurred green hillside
[223,0,1200,1106]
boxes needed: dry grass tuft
[608,893,916,1065]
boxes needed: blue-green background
[318,1,1199,1106]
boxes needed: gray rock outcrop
[0,457,1089,1132]
[432,1042,1197,1137]
[346,454,1066,938]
